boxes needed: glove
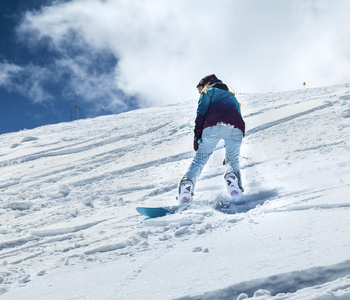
[194,137,199,151]
[194,138,202,151]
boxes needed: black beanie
[196,74,222,89]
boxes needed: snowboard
[137,189,278,218]
[136,205,187,218]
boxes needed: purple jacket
[194,87,245,141]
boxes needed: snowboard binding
[225,172,243,197]
[178,178,194,204]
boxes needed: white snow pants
[183,124,243,189]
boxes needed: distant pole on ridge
[75,105,80,120]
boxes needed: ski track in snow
[1,84,350,299]
[245,102,331,136]
[177,260,350,300]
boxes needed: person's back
[197,87,245,134]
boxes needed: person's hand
[194,138,202,151]
[194,129,202,151]
[193,137,199,151]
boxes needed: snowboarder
[178,74,245,204]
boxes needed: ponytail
[228,87,242,109]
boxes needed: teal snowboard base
[136,206,182,218]
[136,201,247,218]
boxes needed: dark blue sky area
[0,0,76,134]
[0,0,133,135]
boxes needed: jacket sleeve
[194,92,211,139]
[232,96,242,115]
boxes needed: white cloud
[0,62,53,103]
[12,0,350,107]
[0,63,22,86]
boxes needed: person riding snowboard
[178,74,245,204]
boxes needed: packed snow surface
[1,84,350,299]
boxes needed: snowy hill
[1,84,350,299]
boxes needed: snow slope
[1,84,350,299]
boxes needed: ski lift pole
[75,105,80,120]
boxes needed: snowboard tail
[136,205,184,218]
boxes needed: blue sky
[0,0,135,134]
[1,0,350,135]
[0,0,55,134]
